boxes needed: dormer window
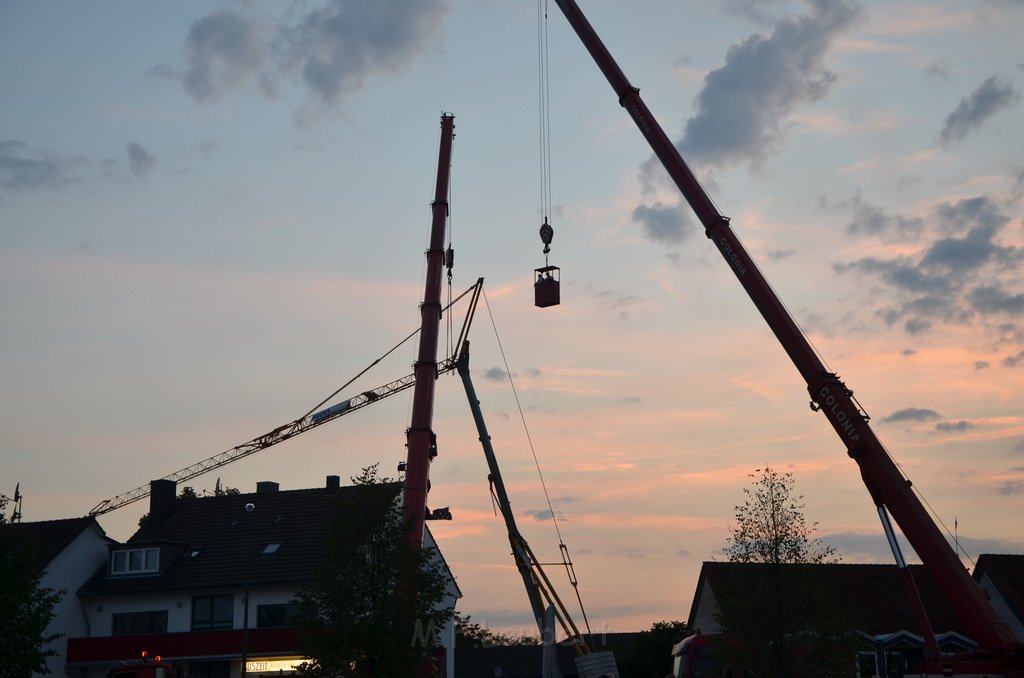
[110,547,159,575]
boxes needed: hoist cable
[537,0,555,266]
[482,289,595,635]
[482,288,563,543]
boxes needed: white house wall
[37,523,110,678]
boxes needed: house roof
[12,516,107,572]
[78,480,403,596]
[689,561,970,638]
[974,553,1024,623]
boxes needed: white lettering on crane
[818,386,861,442]
[718,237,747,277]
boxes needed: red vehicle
[107,654,178,678]
[671,634,719,678]
[551,1,1024,676]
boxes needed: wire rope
[537,0,555,266]
[483,288,564,543]
[482,288,595,635]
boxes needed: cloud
[279,0,448,107]
[969,286,1024,316]
[676,0,863,168]
[1003,350,1024,367]
[632,202,695,244]
[483,367,507,382]
[523,508,555,522]
[940,76,1020,143]
[882,407,940,423]
[835,196,1022,335]
[176,1,449,117]
[0,140,84,191]
[975,361,990,370]
[936,420,975,432]
[925,59,951,79]
[998,480,1024,495]
[723,0,794,24]
[126,142,157,179]
[844,195,924,240]
[182,10,269,102]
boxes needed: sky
[2,0,1023,637]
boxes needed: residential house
[973,553,1024,642]
[686,561,985,677]
[65,476,461,678]
[13,515,113,678]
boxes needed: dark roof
[974,554,1024,623]
[78,482,402,596]
[690,561,970,637]
[12,516,106,572]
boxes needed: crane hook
[540,218,554,260]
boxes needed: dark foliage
[615,620,688,677]
[293,465,453,677]
[453,613,540,647]
[0,499,63,678]
[716,468,856,678]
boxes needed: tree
[615,620,688,677]
[0,498,63,678]
[294,465,453,677]
[454,613,539,647]
[715,468,856,678]
[724,467,836,565]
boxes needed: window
[110,547,159,575]
[256,603,295,628]
[192,595,234,630]
[112,610,168,636]
[261,543,281,555]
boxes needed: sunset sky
[3,0,1023,636]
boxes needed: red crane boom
[552,0,1021,669]
[403,113,456,547]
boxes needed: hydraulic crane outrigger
[552,1,1023,675]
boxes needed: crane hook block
[539,219,554,254]
[534,265,560,308]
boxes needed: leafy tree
[454,613,539,647]
[294,465,453,677]
[615,620,688,677]
[724,467,836,565]
[715,468,857,678]
[0,498,63,678]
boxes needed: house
[65,476,461,678]
[973,553,1024,642]
[12,515,113,678]
[686,561,984,677]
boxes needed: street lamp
[241,502,254,678]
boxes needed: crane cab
[534,265,560,308]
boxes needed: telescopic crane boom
[403,113,456,548]
[552,0,1022,673]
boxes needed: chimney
[325,475,340,494]
[256,481,279,495]
[149,479,177,523]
